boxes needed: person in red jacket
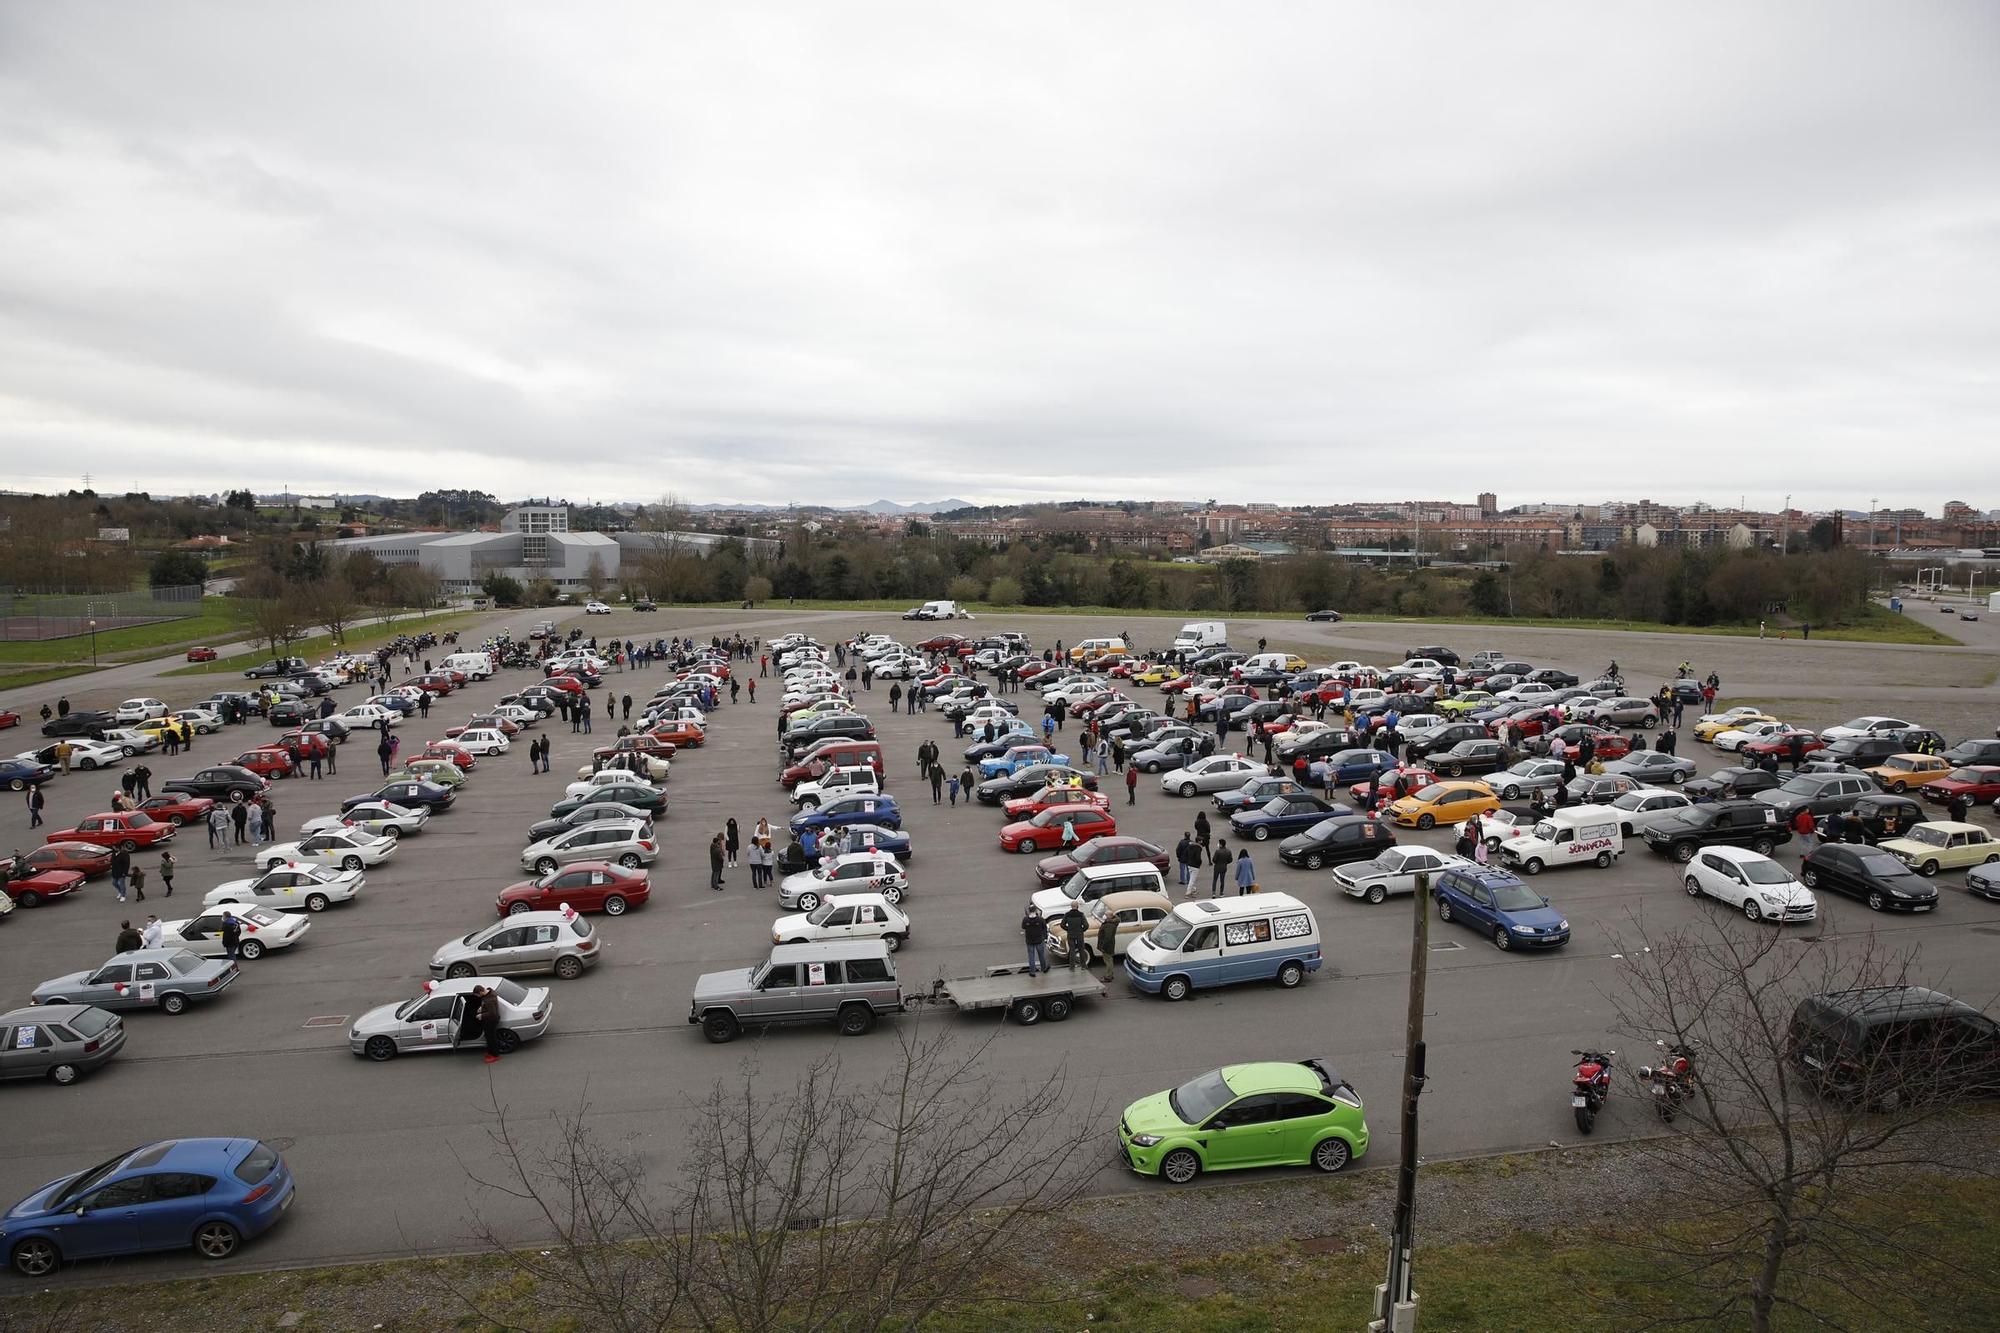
[1125,763,1139,805]
[1791,806,1817,852]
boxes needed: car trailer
[908,964,1109,1026]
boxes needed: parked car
[42,811,176,853]
[1116,1059,1368,1183]
[1278,814,1397,870]
[1876,822,2000,877]
[431,909,602,980]
[1787,985,2000,1104]
[1333,847,1473,904]
[496,862,651,916]
[31,948,239,1013]
[0,1005,124,1085]
[777,851,910,911]
[155,906,310,960]
[1682,847,1818,923]
[772,892,912,950]
[688,940,903,1043]
[1432,866,1570,952]
[350,976,552,1061]
[1799,844,1939,912]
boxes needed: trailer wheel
[1012,998,1044,1025]
[1044,995,1073,1022]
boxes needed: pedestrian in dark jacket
[708,834,726,890]
[1021,905,1049,976]
[1125,764,1139,804]
[1058,904,1089,970]
[159,851,175,898]
[929,766,945,803]
[1210,839,1230,896]
[1193,811,1212,851]
[115,920,142,953]
[725,817,740,868]
[479,986,505,1063]
[25,784,43,828]
[1096,909,1120,981]
[111,847,132,902]
[219,911,242,958]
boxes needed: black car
[346,779,455,813]
[1819,736,1905,769]
[1305,610,1343,622]
[300,717,352,744]
[1432,739,1513,779]
[1683,766,1785,802]
[1232,667,1286,688]
[963,733,1032,764]
[242,656,307,679]
[1800,844,1938,913]
[1642,800,1792,863]
[1838,793,1928,844]
[1524,668,1579,688]
[1943,738,2000,768]
[1275,727,1360,762]
[1408,645,1461,666]
[633,599,657,612]
[546,783,664,819]
[1406,723,1491,761]
[1788,986,2000,1103]
[267,700,314,727]
[1278,814,1396,869]
[200,690,263,717]
[39,711,112,739]
[781,716,876,759]
[1665,680,1706,706]
[525,801,654,844]
[1214,775,1310,814]
[975,764,1099,805]
[159,764,269,804]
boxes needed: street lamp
[88,619,98,666]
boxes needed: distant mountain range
[684,499,975,515]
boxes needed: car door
[1694,853,1742,908]
[1814,847,1859,900]
[1203,1093,1287,1168]
[133,961,174,1006]
[65,1174,157,1257]
[396,993,459,1052]
[1459,882,1497,930]
[124,1172,217,1255]
[82,963,135,1007]
[815,904,859,939]
[479,925,540,974]
[749,962,806,1022]
[1396,850,1442,894]
[0,1021,53,1080]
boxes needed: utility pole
[1779,494,1790,555]
[1869,497,1877,553]
[1372,871,1430,1332]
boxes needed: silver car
[519,818,657,874]
[1490,758,1568,802]
[1607,788,1695,837]
[0,1005,125,1084]
[430,910,602,980]
[300,802,430,839]
[1160,754,1266,798]
[1604,751,1698,785]
[348,976,552,1061]
[30,948,239,1014]
[1575,697,1662,728]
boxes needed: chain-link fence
[0,584,202,641]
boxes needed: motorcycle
[1637,1039,1698,1122]
[1570,1048,1615,1134]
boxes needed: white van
[1172,621,1227,653]
[920,600,962,620]
[442,651,494,681]
[1068,636,1129,663]
[1122,893,1322,1000]
[1497,806,1623,876]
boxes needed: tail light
[239,1183,274,1205]
[579,939,596,951]
[532,1008,546,1021]
[639,840,655,852]
[82,1040,100,1054]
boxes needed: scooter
[1637,1039,1698,1122]
[1571,1048,1616,1134]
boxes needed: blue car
[343,779,455,813]
[962,725,1037,763]
[1432,866,1571,952]
[978,745,1069,780]
[3,1138,295,1276]
[791,793,902,835]
[1229,795,1343,842]
[834,822,912,860]
[0,757,57,791]
[1308,749,1399,788]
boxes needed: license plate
[1570,1094,1587,1107]
[280,1188,294,1211]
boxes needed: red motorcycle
[1638,1040,1699,1122]
[1570,1048,1615,1134]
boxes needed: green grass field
[159,609,486,678]
[0,598,259,667]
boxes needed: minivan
[688,939,903,1042]
[1122,893,1322,1001]
[1497,807,1623,875]
[1069,636,1128,664]
[442,652,494,681]
[1788,985,2000,1104]
[1032,861,1168,919]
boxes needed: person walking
[1126,763,1139,805]
[159,850,175,898]
[1059,902,1089,971]
[708,833,726,891]
[25,783,43,829]
[1193,810,1212,854]
[377,736,394,776]
[929,765,945,804]
[1234,848,1257,895]
[208,805,226,849]
[725,817,740,869]
[247,800,265,844]
[1021,904,1049,977]
[479,985,505,1064]
[307,747,323,780]
[947,773,961,806]
[55,740,71,774]
[1792,806,1817,853]
[115,919,142,953]
[130,864,146,902]
[220,910,243,959]
[111,847,132,903]
[1210,838,1231,897]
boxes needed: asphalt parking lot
[0,605,1995,1280]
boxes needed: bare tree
[248,590,306,659]
[1607,911,1996,1332]
[308,575,360,645]
[450,1027,1105,1332]
[582,553,609,598]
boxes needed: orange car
[650,720,705,748]
[1384,779,1501,830]
[1864,753,1956,794]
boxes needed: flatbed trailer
[908,963,1108,1026]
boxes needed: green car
[389,760,466,788]
[1118,1059,1368,1184]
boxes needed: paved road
[0,606,1994,1283]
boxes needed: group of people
[1174,824,1257,897]
[1020,900,1122,982]
[116,908,237,956]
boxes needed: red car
[495,861,651,917]
[651,720,705,748]
[1017,661,1062,683]
[135,793,217,827]
[25,842,112,879]
[595,736,677,766]
[999,803,1118,854]
[410,674,455,695]
[1742,729,1825,762]
[1033,835,1172,886]
[1924,765,2000,807]
[1,866,85,907]
[185,646,219,662]
[421,740,478,770]
[916,634,965,653]
[0,709,18,730]
[45,811,177,852]
[1002,784,1111,821]
[232,748,297,780]
[1350,766,1441,806]
[273,730,333,761]
[1160,675,1196,694]
[538,675,585,697]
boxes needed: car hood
[351,1000,415,1036]
[1501,903,1568,929]
[33,970,93,994]
[1120,1088,1194,1137]
[692,968,759,1005]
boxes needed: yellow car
[1385,780,1501,830]
[1437,692,1496,718]
[1879,822,2000,876]
[1693,708,1778,743]
[133,715,193,745]
[1864,753,1956,794]
[1133,664,1176,686]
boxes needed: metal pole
[1373,871,1430,1332]
[89,619,97,666]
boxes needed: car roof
[1220,1061,1326,1096]
[769,939,891,964]
[1702,845,1775,864]
[1909,820,1984,835]
[0,1003,95,1022]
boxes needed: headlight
[1512,924,1534,933]
[1127,1133,1163,1148]
[1759,894,1780,906]
[1889,888,1911,898]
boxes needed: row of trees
[234,540,441,657]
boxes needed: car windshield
[1167,1070,1236,1126]
[1777,777,1822,795]
[49,1147,142,1208]
[1490,882,1544,912]
[1739,859,1795,886]
[1949,769,1986,783]
[1854,850,1915,877]
[1147,915,1196,951]
[1903,826,1949,848]
[1610,792,1649,811]
[1411,784,1450,802]
[805,902,840,924]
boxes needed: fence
[0,584,203,641]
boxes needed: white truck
[1172,621,1227,652]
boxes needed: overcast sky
[2,3,1996,513]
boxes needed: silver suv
[431,910,602,980]
[519,818,657,874]
[688,940,902,1044]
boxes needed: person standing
[1126,763,1139,805]
[115,919,142,952]
[247,800,266,844]
[207,804,226,849]
[479,985,505,1064]
[929,765,945,804]
[746,834,766,888]
[1058,903,1089,971]
[1234,848,1257,895]
[528,734,540,773]
[708,833,726,891]
[1792,806,1818,853]
[130,865,146,902]
[725,817,741,869]
[219,910,243,959]
[1021,904,1049,977]
[111,847,132,903]
[141,914,163,949]
[25,783,43,829]
[1174,833,1197,893]
[1210,839,1231,897]
[1096,907,1120,982]
[159,850,175,898]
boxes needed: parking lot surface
[0,605,1995,1278]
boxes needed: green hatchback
[1118,1059,1369,1183]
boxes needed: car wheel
[1493,926,1512,951]
[363,1035,399,1063]
[702,1012,740,1043]
[1365,884,1387,905]
[117,839,138,854]
[1642,714,1659,729]
[555,955,585,980]
[1751,838,1774,856]
[1017,840,1040,854]
[535,857,558,875]
[1683,876,1702,897]
[1312,1137,1351,1173]
[1044,994,1072,1021]
[1502,785,1520,801]
[1523,859,1543,876]
[1160,1148,1202,1185]
[1162,975,1193,1002]
[340,854,363,871]
[1593,850,1613,868]
[1145,762,1161,773]
[229,789,250,802]
[159,992,189,1015]
[1802,868,1821,888]
[1673,843,1696,864]
[1449,764,1465,778]
[796,892,819,912]
[601,894,628,916]
[881,883,904,905]
[1276,960,1305,988]
[492,1028,521,1054]
[47,1062,81,1086]
[1743,898,1762,921]
[1416,813,1435,831]
[1013,997,1044,1025]
[1668,770,1685,784]
[11,1238,60,1278]
[1304,852,1326,870]
[799,796,819,809]
[238,939,265,960]
[1866,891,1886,912]
[1437,897,1453,921]
[1252,825,1270,842]
[79,757,98,770]
[1891,781,1907,793]
[837,1003,877,1036]
[447,962,476,979]
[305,893,330,913]
[381,825,401,838]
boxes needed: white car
[776,852,909,911]
[1682,847,1818,924]
[1820,715,1915,743]
[22,739,126,770]
[300,802,430,839]
[204,863,364,912]
[1460,808,1533,849]
[1334,847,1475,904]
[792,765,882,808]
[172,707,224,734]
[348,976,553,1060]
[157,906,311,960]
[1606,788,1695,837]
[579,751,672,783]
[771,892,911,950]
[1497,682,1557,703]
[337,703,399,729]
[1715,720,1788,752]
[260,827,398,872]
[114,698,169,723]
[1162,754,1266,797]
[492,703,543,727]
[453,727,511,755]
[584,601,612,615]
[564,769,658,800]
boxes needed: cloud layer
[2,2,1996,509]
